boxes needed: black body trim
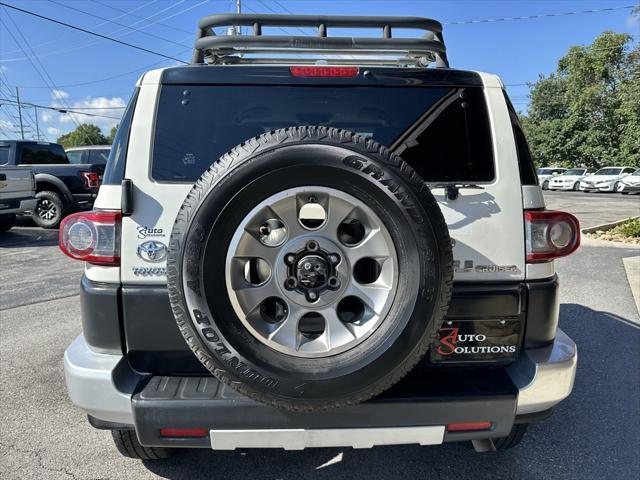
[80,276,122,354]
[524,275,560,347]
[80,275,559,371]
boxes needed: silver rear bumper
[64,329,577,435]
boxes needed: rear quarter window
[151,85,495,184]
[19,144,68,165]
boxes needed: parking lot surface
[1,191,639,479]
[543,190,639,228]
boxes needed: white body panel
[95,68,541,286]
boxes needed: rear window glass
[89,149,110,165]
[66,151,84,164]
[19,144,68,165]
[152,85,495,183]
[0,146,9,166]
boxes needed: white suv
[58,14,580,459]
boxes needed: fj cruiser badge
[136,240,168,262]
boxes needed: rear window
[0,145,9,166]
[19,143,68,165]
[152,85,495,183]
[88,149,110,165]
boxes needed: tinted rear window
[152,85,495,183]
[0,146,9,166]
[19,144,68,165]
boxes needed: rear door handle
[0,174,6,181]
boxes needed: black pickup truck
[0,140,103,228]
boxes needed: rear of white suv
[59,13,580,459]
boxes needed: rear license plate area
[430,319,521,364]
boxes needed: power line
[1,0,157,56]
[47,0,191,50]
[1,1,194,63]
[0,2,189,64]
[445,4,636,25]
[0,98,122,120]
[1,9,104,144]
[90,0,192,35]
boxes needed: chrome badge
[136,240,168,263]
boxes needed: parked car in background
[537,167,566,190]
[0,161,36,232]
[548,168,590,191]
[65,145,110,173]
[0,140,103,228]
[580,167,636,193]
[618,168,640,194]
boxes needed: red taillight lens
[81,171,100,189]
[59,211,121,265]
[525,210,580,263]
[290,66,359,77]
[447,422,493,432]
[159,428,208,438]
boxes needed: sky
[0,0,638,142]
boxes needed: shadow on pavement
[0,226,59,248]
[139,303,639,480]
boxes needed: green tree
[106,125,118,144]
[56,123,108,148]
[521,31,640,169]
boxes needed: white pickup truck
[0,165,36,232]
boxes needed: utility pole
[34,106,40,141]
[236,0,242,35]
[15,86,24,140]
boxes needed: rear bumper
[0,196,36,214]
[64,329,577,448]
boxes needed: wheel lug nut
[306,290,318,302]
[328,276,340,290]
[306,240,318,251]
[329,253,340,265]
[285,254,296,265]
[285,277,297,290]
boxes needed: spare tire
[167,127,453,411]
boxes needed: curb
[622,256,640,319]
[581,216,639,234]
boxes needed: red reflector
[290,66,359,77]
[447,422,493,432]
[159,428,208,438]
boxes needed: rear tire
[573,182,579,191]
[493,423,528,450]
[542,180,549,190]
[110,430,174,460]
[0,213,16,233]
[32,190,65,229]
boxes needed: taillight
[59,211,121,265]
[81,171,100,189]
[525,210,580,262]
[290,66,359,77]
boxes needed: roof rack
[192,14,449,68]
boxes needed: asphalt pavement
[542,189,639,228]
[1,191,639,480]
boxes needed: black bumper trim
[132,368,518,448]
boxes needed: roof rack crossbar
[191,13,449,68]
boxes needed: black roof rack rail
[192,14,449,68]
